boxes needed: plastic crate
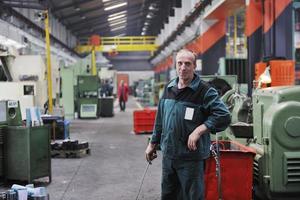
[204,140,256,200]
[255,60,295,88]
[269,60,295,86]
[133,108,157,134]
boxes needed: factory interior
[0,0,300,199]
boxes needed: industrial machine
[5,125,51,183]
[0,100,51,183]
[208,75,300,199]
[0,100,22,181]
[77,75,100,118]
[250,86,300,199]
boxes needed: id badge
[184,107,194,120]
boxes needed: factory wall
[262,1,293,60]
[117,71,154,86]
[110,59,152,71]
[13,7,77,48]
[201,36,226,75]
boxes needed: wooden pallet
[51,148,91,158]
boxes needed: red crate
[133,108,157,134]
[205,140,256,200]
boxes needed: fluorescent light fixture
[109,20,126,27]
[103,0,111,2]
[104,2,127,11]
[149,4,158,11]
[146,14,153,19]
[81,15,86,19]
[111,25,126,31]
[144,22,149,26]
[109,18,126,24]
[116,33,125,37]
[141,32,145,35]
[108,14,126,21]
[108,10,127,18]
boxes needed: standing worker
[118,80,128,111]
[145,49,231,200]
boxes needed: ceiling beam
[75,20,139,36]
[61,4,105,21]
[73,18,141,36]
[3,0,38,3]
[2,1,46,10]
[52,0,95,13]
[66,4,142,29]
[76,23,138,37]
[69,10,142,32]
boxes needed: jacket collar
[167,74,200,91]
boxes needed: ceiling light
[111,25,126,31]
[144,22,149,26]
[103,0,111,2]
[146,14,153,19]
[109,20,126,27]
[116,33,125,37]
[109,18,126,24]
[104,2,127,11]
[141,32,145,36]
[74,7,80,11]
[108,10,127,18]
[81,15,86,19]
[108,14,126,21]
[149,4,158,11]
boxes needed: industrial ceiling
[1,0,179,42]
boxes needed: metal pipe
[44,11,53,114]
[91,47,97,76]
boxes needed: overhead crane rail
[75,36,158,54]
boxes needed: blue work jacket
[151,75,231,160]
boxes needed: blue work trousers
[161,157,204,200]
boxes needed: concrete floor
[1,97,162,200]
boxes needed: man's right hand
[145,143,157,163]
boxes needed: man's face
[176,51,196,83]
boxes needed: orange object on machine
[89,35,101,46]
[255,60,295,88]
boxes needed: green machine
[221,86,300,199]
[0,100,22,180]
[5,125,51,183]
[0,100,51,183]
[77,75,100,118]
[250,86,300,199]
[202,75,300,199]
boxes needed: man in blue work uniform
[145,49,231,200]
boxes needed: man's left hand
[187,124,209,151]
[187,130,201,151]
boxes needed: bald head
[175,49,197,86]
[176,49,197,66]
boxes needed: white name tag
[184,107,194,120]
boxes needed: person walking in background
[118,80,128,111]
[145,49,231,200]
